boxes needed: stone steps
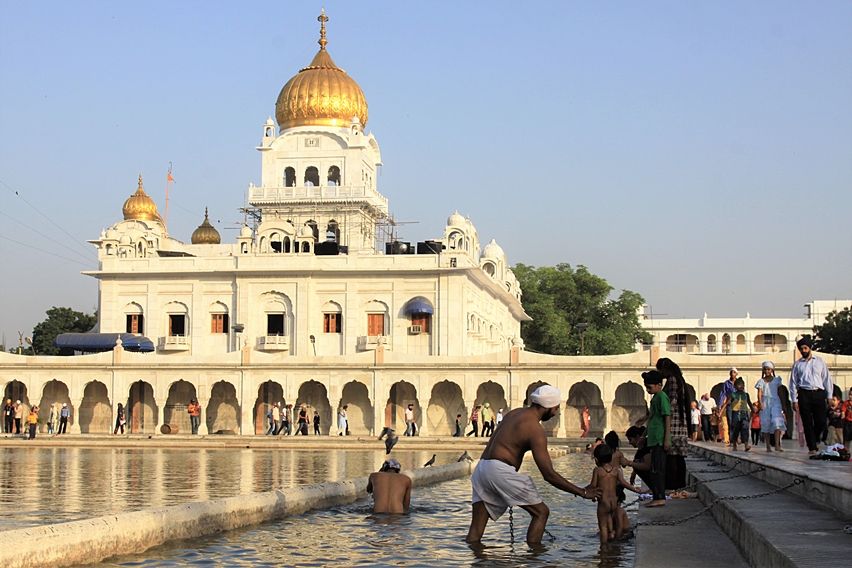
[688,445,852,567]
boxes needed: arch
[665,334,699,353]
[301,241,311,253]
[567,381,605,438]
[79,381,111,433]
[386,381,420,432]
[524,381,559,436]
[207,381,239,433]
[710,383,725,407]
[482,262,496,277]
[124,302,144,334]
[722,333,732,354]
[327,165,341,186]
[736,334,746,353]
[164,301,189,337]
[254,380,284,435]
[260,292,293,337]
[41,379,72,430]
[612,381,648,433]
[127,381,157,434]
[304,166,319,186]
[365,300,389,337]
[707,334,717,353]
[475,381,508,420]
[4,380,30,411]
[754,333,788,353]
[305,219,319,241]
[284,166,296,187]
[296,380,332,435]
[326,219,340,243]
[164,379,197,433]
[427,380,465,436]
[339,381,372,435]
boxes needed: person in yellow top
[27,406,39,440]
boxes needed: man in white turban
[466,385,600,545]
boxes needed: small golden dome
[122,174,163,222]
[275,10,368,130]
[191,208,221,245]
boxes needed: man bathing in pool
[367,459,411,514]
[466,385,601,545]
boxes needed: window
[327,165,341,186]
[169,314,186,336]
[324,313,342,333]
[304,166,319,186]
[211,313,229,334]
[267,314,285,336]
[126,314,144,334]
[707,334,717,353]
[411,313,431,333]
[284,167,296,187]
[367,313,384,336]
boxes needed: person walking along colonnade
[1,345,849,438]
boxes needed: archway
[128,381,157,434]
[41,379,73,431]
[80,381,111,433]
[611,381,648,433]
[254,381,284,435]
[710,383,725,407]
[207,381,239,433]
[339,381,372,435]
[386,381,420,433]
[164,380,196,433]
[427,380,465,436]
[295,380,332,435]
[567,381,605,438]
[524,381,559,436]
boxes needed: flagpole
[164,162,173,232]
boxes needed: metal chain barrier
[507,506,557,543]
[635,478,803,527]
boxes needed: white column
[71,397,84,434]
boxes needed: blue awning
[404,297,434,315]
[54,333,155,353]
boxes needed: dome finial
[204,206,209,219]
[318,8,329,51]
[138,173,144,189]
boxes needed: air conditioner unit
[409,325,423,335]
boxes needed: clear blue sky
[1,1,850,345]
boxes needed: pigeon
[385,433,399,455]
[424,454,436,467]
[377,427,392,441]
[458,451,473,462]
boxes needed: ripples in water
[94,455,634,568]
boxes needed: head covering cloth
[530,385,561,408]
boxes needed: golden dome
[122,174,163,222]
[275,10,368,130]
[191,208,221,245]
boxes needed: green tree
[813,308,852,356]
[29,307,98,356]
[514,263,652,356]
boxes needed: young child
[750,402,762,446]
[690,401,700,442]
[603,431,631,538]
[729,378,753,451]
[590,444,638,543]
[710,408,721,442]
[454,414,462,437]
[827,396,844,445]
[642,370,670,508]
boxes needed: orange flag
[167,172,175,183]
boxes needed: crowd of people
[263,401,323,436]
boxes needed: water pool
[0,447,458,530]
[93,454,634,567]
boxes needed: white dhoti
[471,459,542,520]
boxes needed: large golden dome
[275,11,368,130]
[191,208,221,245]
[122,174,163,222]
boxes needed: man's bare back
[367,471,411,514]
[467,389,602,545]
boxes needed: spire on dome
[318,8,329,51]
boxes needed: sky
[1,1,850,345]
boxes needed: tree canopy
[22,307,98,356]
[514,263,652,356]
[813,307,852,356]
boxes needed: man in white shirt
[789,336,833,454]
[404,404,415,436]
[698,394,716,442]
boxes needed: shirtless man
[366,459,412,514]
[466,385,601,545]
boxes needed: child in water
[590,444,638,543]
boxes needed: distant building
[639,300,852,355]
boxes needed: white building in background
[85,14,526,361]
[639,299,852,355]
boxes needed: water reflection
[0,447,456,531]
[93,455,634,568]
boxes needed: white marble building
[639,299,851,355]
